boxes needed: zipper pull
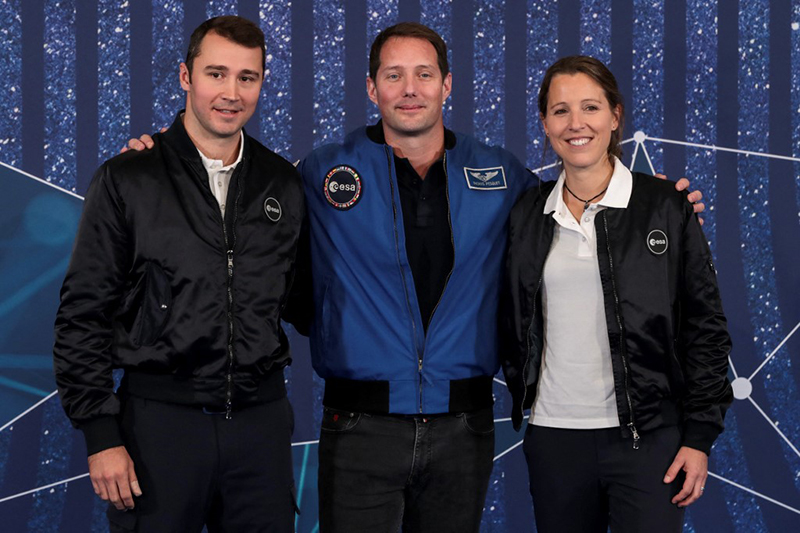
[628,423,640,450]
[225,400,232,420]
[227,250,234,276]
[418,358,423,372]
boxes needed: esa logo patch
[324,165,363,210]
[264,197,282,222]
[646,229,668,255]
[464,166,507,190]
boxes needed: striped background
[1,1,799,531]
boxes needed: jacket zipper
[425,151,455,332]
[421,152,456,411]
[519,228,555,425]
[602,212,639,449]
[520,275,543,424]
[222,165,242,420]
[383,146,424,412]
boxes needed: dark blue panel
[662,0,686,179]
[558,0,580,57]
[344,0,367,133]
[450,0,474,134]
[291,0,315,160]
[767,0,800,395]
[610,0,633,131]
[504,0,528,163]
[21,0,44,179]
[129,0,153,144]
[398,0,420,23]
[75,0,99,196]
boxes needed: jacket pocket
[129,262,172,347]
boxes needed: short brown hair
[538,55,625,160]
[369,22,449,80]
[185,16,265,77]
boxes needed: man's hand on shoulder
[88,445,142,510]
[655,173,705,225]
[119,127,167,154]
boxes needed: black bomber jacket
[499,172,733,455]
[53,113,308,455]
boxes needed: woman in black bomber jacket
[499,56,732,533]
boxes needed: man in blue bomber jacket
[298,22,706,533]
[297,22,532,532]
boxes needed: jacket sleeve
[498,189,536,431]
[53,164,132,456]
[677,198,733,455]
[281,209,313,336]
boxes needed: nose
[402,77,417,97]
[221,77,240,101]
[568,112,584,130]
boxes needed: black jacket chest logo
[647,229,668,255]
[264,197,282,222]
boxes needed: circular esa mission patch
[324,165,363,210]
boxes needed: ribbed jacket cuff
[79,416,123,456]
[681,420,720,456]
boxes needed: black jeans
[524,425,685,533]
[107,395,297,532]
[318,407,495,533]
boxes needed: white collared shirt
[197,131,244,218]
[530,157,632,429]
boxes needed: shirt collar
[197,130,244,172]
[544,156,632,214]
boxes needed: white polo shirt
[197,131,244,218]
[530,158,632,429]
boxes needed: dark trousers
[107,394,297,533]
[524,425,685,533]
[318,407,496,533]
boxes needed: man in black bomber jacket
[53,16,307,532]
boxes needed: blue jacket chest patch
[464,166,507,190]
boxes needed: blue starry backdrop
[0,0,799,531]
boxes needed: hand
[663,446,708,507]
[87,446,142,510]
[119,127,166,154]
[655,173,705,224]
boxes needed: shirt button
[584,217,590,223]
[582,237,587,242]
[218,181,223,187]
[221,203,226,209]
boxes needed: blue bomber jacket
[298,125,533,415]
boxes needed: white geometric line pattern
[707,472,800,515]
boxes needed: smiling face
[541,72,620,176]
[367,36,452,141]
[179,31,263,144]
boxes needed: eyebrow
[550,98,603,108]
[204,65,262,78]
[382,64,437,71]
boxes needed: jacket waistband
[121,368,286,409]
[323,375,494,414]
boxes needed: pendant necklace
[563,181,609,211]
